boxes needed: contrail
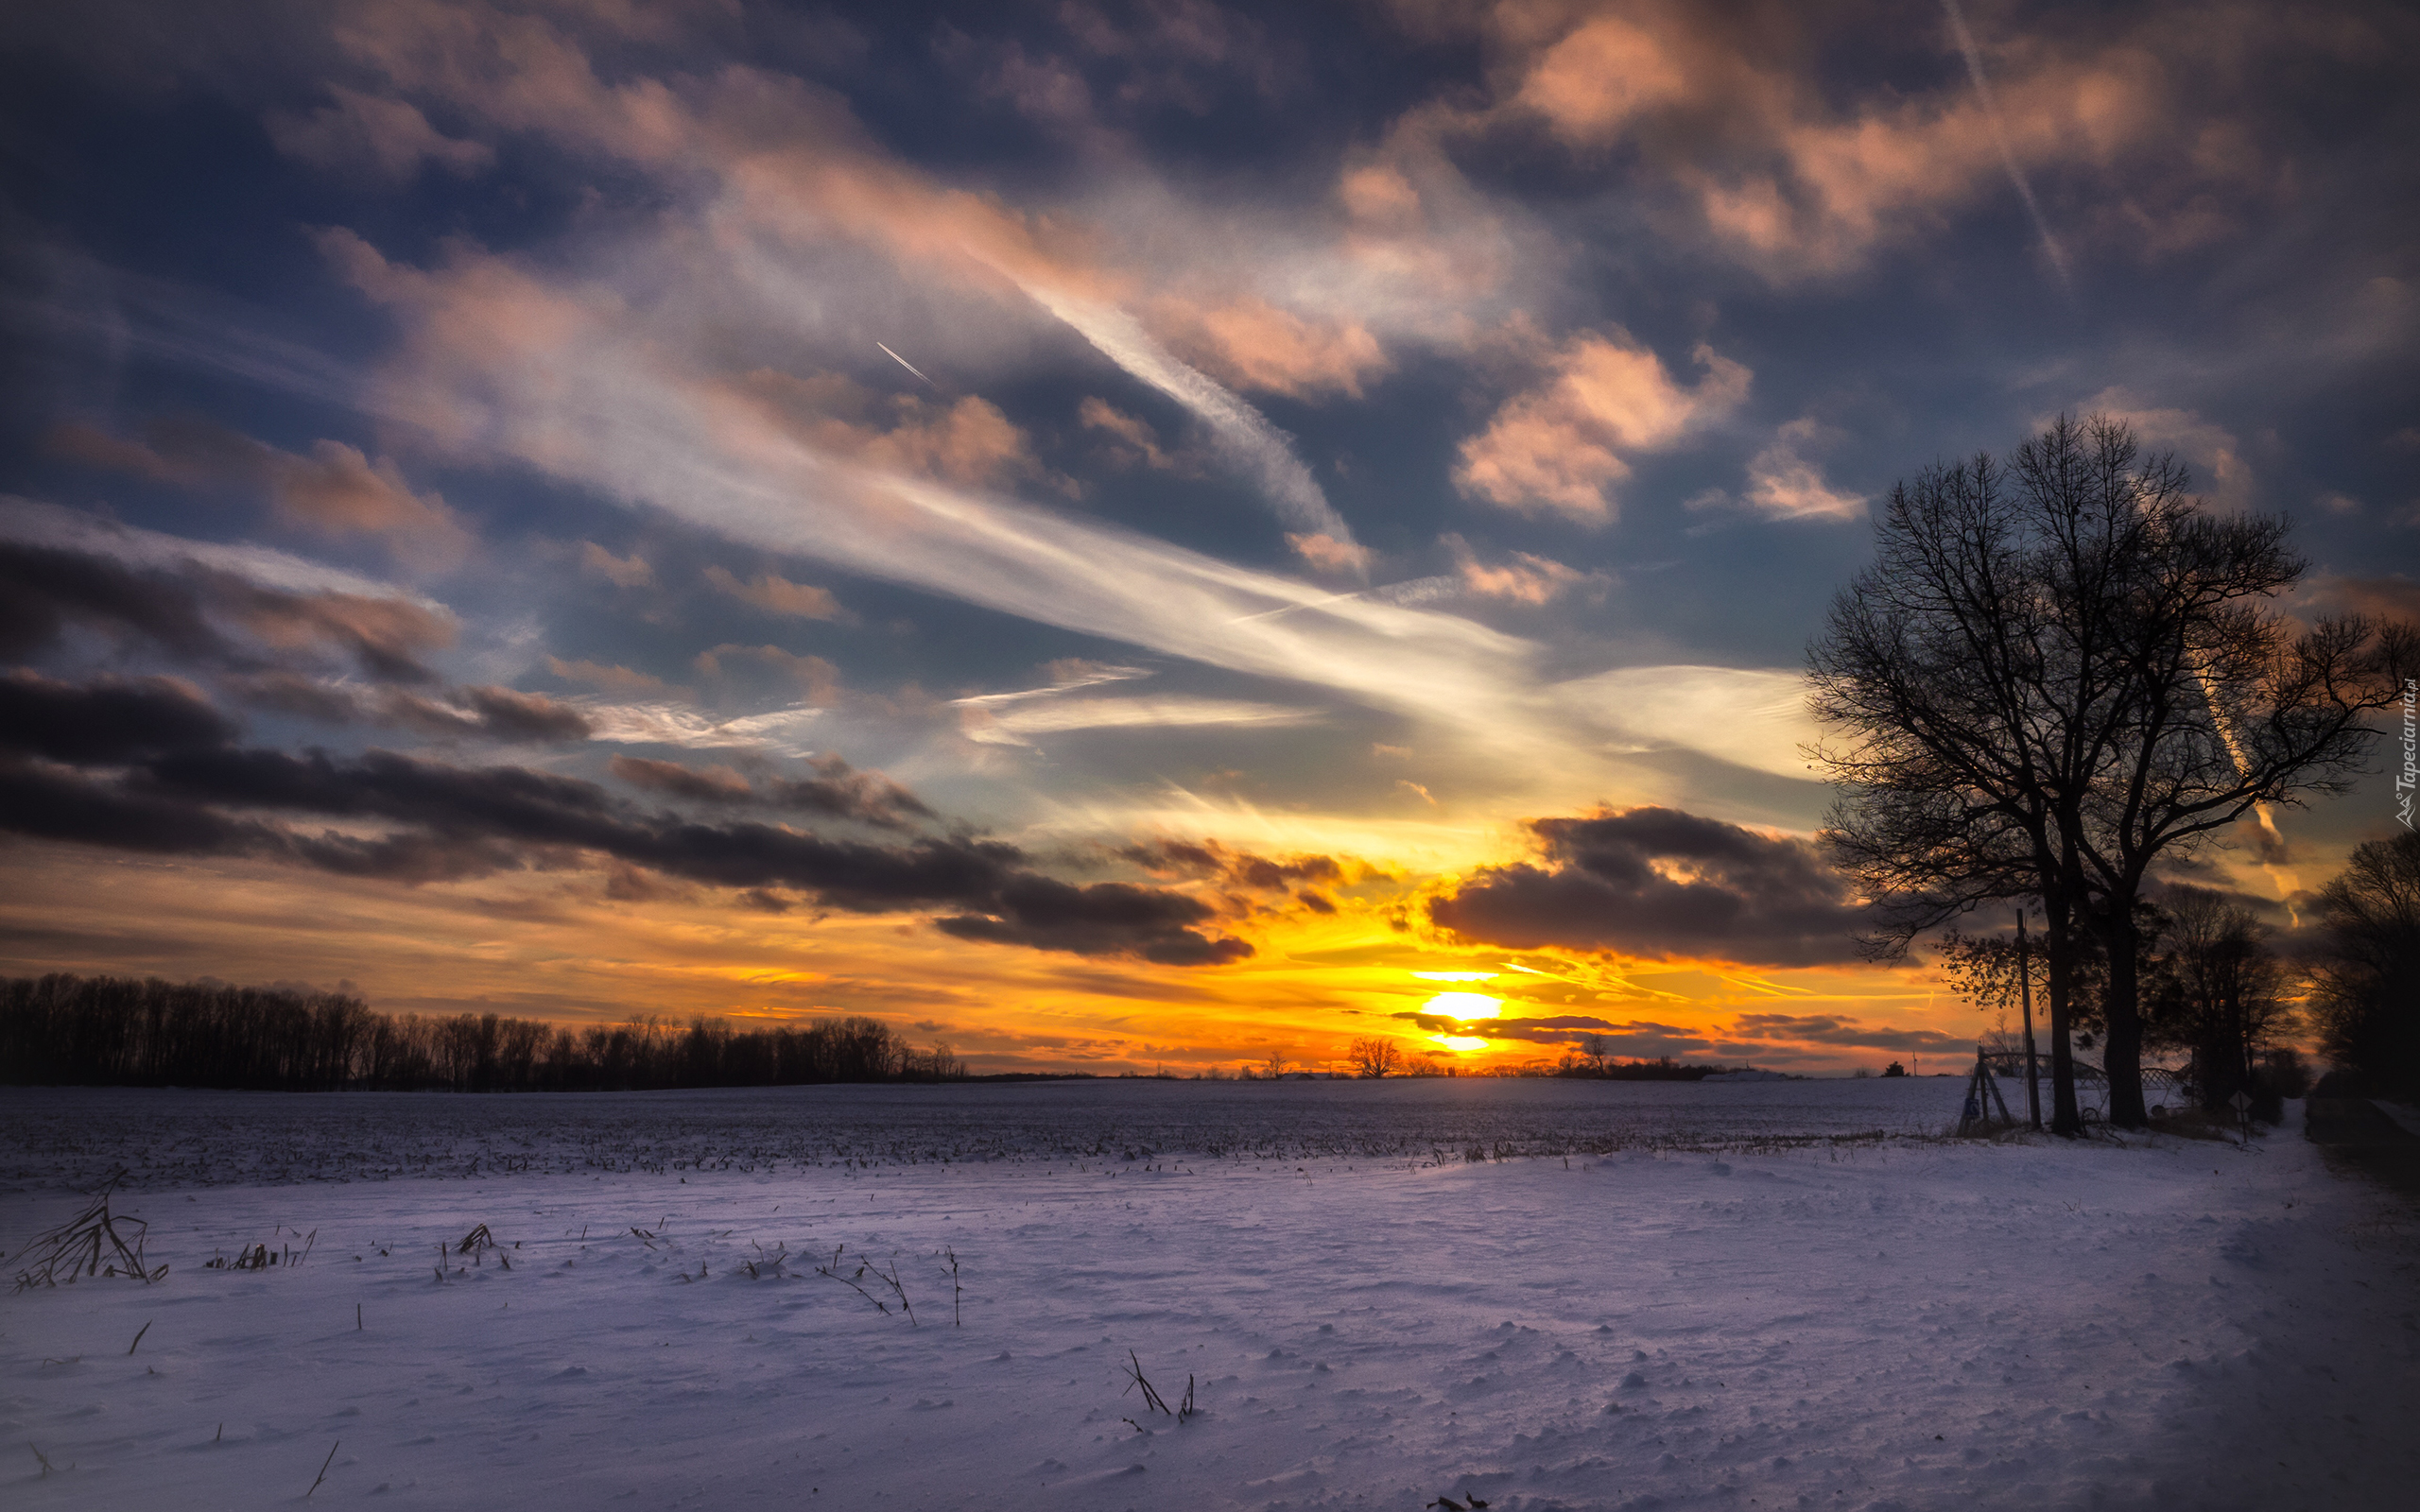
[876,341,934,386]
[1015,285,1364,574]
[1941,0,2071,290]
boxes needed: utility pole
[2017,907,2043,1130]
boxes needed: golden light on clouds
[1432,1035,1491,1053]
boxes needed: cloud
[1022,288,1361,553]
[544,657,674,697]
[317,232,1547,744]
[0,670,235,763]
[1383,2,2243,281]
[1509,14,1692,146]
[934,877,1252,966]
[1429,805,1866,967]
[234,676,592,744]
[1078,397,1184,471]
[1454,329,1750,523]
[0,498,455,682]
[0,689,1244,963]
[1726,1012,1975,1054]
[1143,292,1389,400]
[574,700,824,757]
[1554,665,1822,782]
[958,695,1321,746]
[51,419,473,568]
[701,564,854,622]
[2315,575,2420,623]
[1741,418,1866,521]
[265,85,494,181]
[1389,1007,1717,1056]
[611,751,933,829]
[1119,837,1342,893]
[1284,533,1374,576]
[2071,389,2255,511]
[579,541,654,587]
[738,372,1067,494]
[1443,534,1607,605]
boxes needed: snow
[4,1086,2414,1510]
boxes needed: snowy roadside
[4,1119,2413,1511]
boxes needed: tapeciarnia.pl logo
[2397,677,2416,831]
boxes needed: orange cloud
[1455,328,1750,522]
[51,418,471,570]
[579,541,653,588]
[1147,293,1389,400]
[1383,0,2265,279]
[1741,418,1865,522]
[1443,534,1607,604]
[734,369,1064,493]
[702,565,853,623]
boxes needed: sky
[1,0,2414,1075]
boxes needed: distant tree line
[0,974,964,1091]
[2307,831,2420,1099]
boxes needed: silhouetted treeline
[0,974,964,1091]
[1550,1056,1743,1081]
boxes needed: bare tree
[1810,423,2140,1132]
[2307,832,2420,1096]
[1261,1048,1289,1079]
[1578,1031,1613,1074]
[1810,415,2412,1130]
[2142,888,2291,1110]
[1347,1036,1402,1078]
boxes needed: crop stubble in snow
[0,1079,1976,1190]
[2,1083,2415,1510]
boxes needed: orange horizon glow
[0,833,2009,1078]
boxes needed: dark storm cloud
[1388,1008,1715,1055]
[0,758,276,856]
[231,674,593,744]
[1119,837,1342,890]
[611,753,934,830]
[0,679,1244,965]
[0,669,236,762]
[936,876,1250,966]
[1726,1014,1975,1054]
[1428,807,1865,967]
[0,540,451,682]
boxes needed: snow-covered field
[4,1085,2414,1510]
[0,1078,1978,1190]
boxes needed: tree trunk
[2098,904,2149,1127]
[2044,891,2082,1136]
[2017,910,2043,1129]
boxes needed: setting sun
[1422,991,1503,1021]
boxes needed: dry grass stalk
[10,1171,164,1290]
[740,1241,790,1280]
[306,1439,338,1498]
[813,1244,916,1325]
[1121,1350,1173,1417]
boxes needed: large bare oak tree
[1808,415,2412,1131]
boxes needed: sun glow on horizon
[1421,990,1502,1020]
[1432,1034,1490,1052]
[1410,971,1496,982]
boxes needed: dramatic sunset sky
[2,1,2413,1073]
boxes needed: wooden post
[2017,909,2042,1130]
